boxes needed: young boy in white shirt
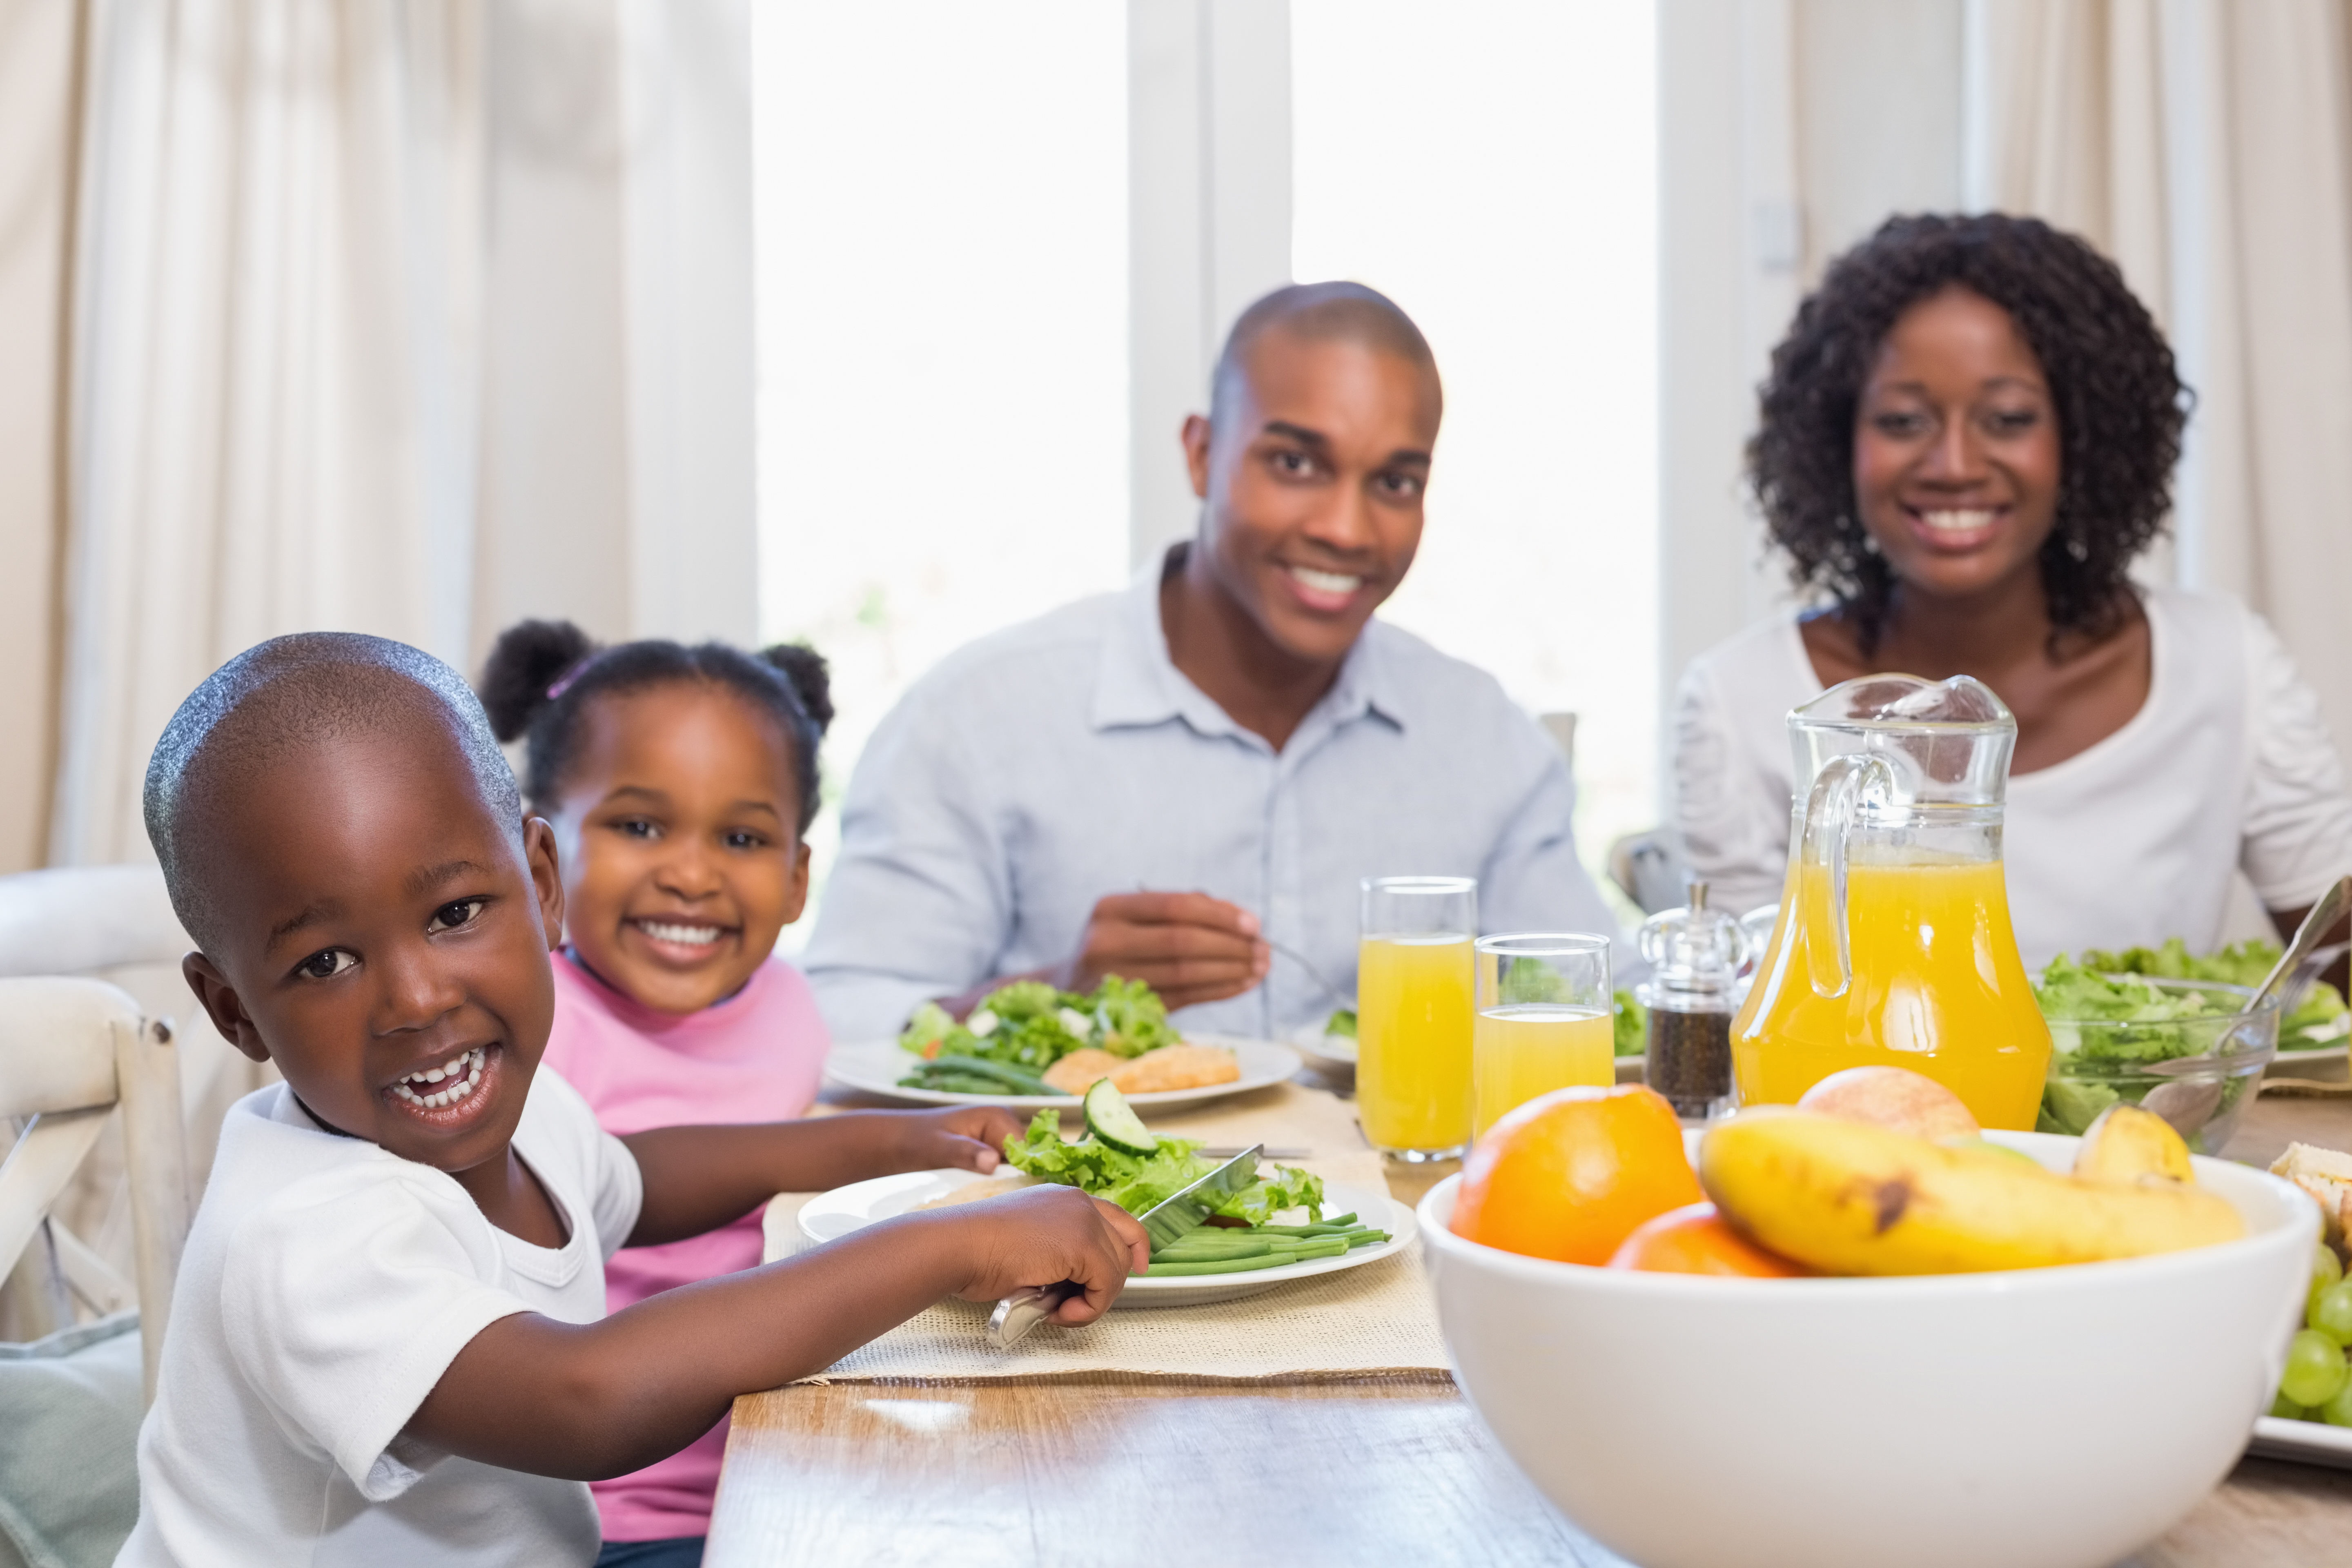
[117,633,1147,1567]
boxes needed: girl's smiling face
[545,682,811,1015]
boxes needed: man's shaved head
[1209,281,1440,430]
[144,632,521,953]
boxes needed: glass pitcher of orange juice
[1730,674,2052,1129]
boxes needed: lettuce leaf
[1000,1110,1325,1223]
[1090,974,1178,1059]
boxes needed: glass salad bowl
[2036,973,2280,1155]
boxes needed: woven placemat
[762,1083,1451,1381]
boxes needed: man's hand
[1054,891,1270,1010]
[882,1106,1031,1176]
[941,1186,1152,1323]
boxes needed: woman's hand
[938,1187,1151,1323]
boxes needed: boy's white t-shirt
[116,1067,644,1568]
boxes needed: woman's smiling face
[545,682,810,1015]
[1851,286,2064,601]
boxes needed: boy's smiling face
[180,719,566,1174]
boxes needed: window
[751,2,1129,944]
[1292,0,1660,894]
[753,4,1660,942]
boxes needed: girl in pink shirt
[479,620,917,1568]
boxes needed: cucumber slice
[1082,1079,1159,1155]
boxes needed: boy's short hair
[143,633,522,953]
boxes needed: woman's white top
[1671,588,2352,970]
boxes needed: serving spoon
[2247,875,2350,1019]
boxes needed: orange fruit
[1449,1084,1703,1264]
[1606,1202,1811,1277]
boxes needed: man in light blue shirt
[804,282,1628,1042]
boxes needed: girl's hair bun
[759,642,834,737]
[478,619,598,743]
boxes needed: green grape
[2270,1389,2311,1421]
[2315,1280,2352,1346]
[2279,1329,2350,1408]
[2323,1379,2352,1429]
[2318,1244,2346,1294]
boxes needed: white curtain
[1967,0,2352,758]
[51,0,487,867]
[41,0,758,869]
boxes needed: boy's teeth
[1289,565,1364,594]
[640,920,723,946]
[397,1047,485,1105]
[1921,508,1995,532]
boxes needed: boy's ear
[523,817,566,951]
[183,952,272,1065]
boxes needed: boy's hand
[885,1106,1031,1175]
[938,1186,1150,1323]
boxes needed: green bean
[1143,1253,1302,1276]
[909,1055,1058,1095]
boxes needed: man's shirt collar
[1090,546,1411,742]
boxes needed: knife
[985,1143,1264,1350]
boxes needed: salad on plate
[894,976,1241,1097]
[925,1082,1394,1276]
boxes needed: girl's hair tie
[546,655,597,703]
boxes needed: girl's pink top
[542,948,830,1544]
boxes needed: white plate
[824,1034,1301,1110]
[1285,1021,1356,1072]
[795,1169,1417,1307]
[2249,1413,2352,1469]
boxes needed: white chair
[0,977,189,1404]
[0,865,268,1335]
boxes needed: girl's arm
[617,1105,1030,1246]
[404,1185,1147,1479]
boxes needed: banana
[1699,1110,2244,1276]
[2073,1103,2196,1186]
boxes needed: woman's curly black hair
[1748,212,2189,651]
[476,619,833,833]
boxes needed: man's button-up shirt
[802,561,1632,1043]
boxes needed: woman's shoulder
[2143,584,2260,647]
[1677,611,1817,730]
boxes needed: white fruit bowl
[1418,1130,2316,1568]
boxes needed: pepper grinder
[1638,881,1753,1119]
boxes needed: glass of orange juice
[1471,933,1613,1140]
[1357,876,1477,1160]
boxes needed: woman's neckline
[1784,590,2167,780]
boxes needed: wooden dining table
[705,1080,2352,1568]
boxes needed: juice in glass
[1471,1004,1613,1138]
[1357,933,1475,1155]
[1730,855,2051,1129]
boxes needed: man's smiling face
[180,715,566,1174]
[1184,326,1442,666]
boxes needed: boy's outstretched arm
[405,1185,1147,1480]
[618,1105,1030,1246]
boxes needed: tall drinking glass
[1472,933,1613,1140]
[1357,876,1477,1160]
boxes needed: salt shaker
[1639,881,1752,1118]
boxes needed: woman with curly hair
[1671,212,2351,967]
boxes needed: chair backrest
[0,864,266,1228]
[0,978,189,1405]
[1538,711,1576,773]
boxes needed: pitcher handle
[1799,754,1895,1000]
